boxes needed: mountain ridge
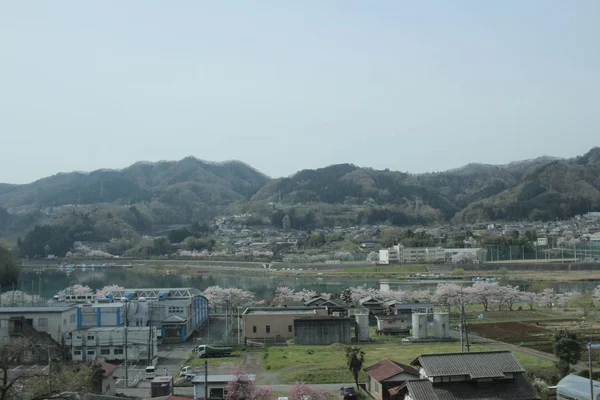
[1,149,599,241]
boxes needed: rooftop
[398,374,540,400]
[0,305,77,314]
[106,288,205,300]
[364,359,418,382]
[411,350,525,379]
[243,307,326,315]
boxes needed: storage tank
[349,309,370,341]
[434,312,450,338]
[412,313,428,339]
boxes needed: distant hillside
[2,149,600,243]
[243,153,590,227]
[0,157,269,240]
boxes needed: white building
[537,237,549,246]
[0,305,78,344]
[379,248,399,264]
[192,374,256,400]
[67,326,159,363]
[590,232,600,243]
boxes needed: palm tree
[346,346,365,389]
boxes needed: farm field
[258,342,558,384]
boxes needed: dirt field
[469,317,600,355]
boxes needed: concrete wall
[294,318,352,345]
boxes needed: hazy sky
[1,1,598,183]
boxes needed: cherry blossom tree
[95,284,124,299]
[538,288,558,308]
[70,285,93,295]
[520,291,538,310]
[379,289,407,303]
[406,289,433,303]
[466,281,501,312]
[434,283,463,311]
[594,285,600,303]
[288,382,334,400]
[295,289,318,302]
[273,286,297,305]
[0,291,41,306]
[203,286,256,313]
[225,366,272,400]
[495,285,521,311]
[348,285,380,305]
[451,252,476,264]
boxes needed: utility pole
[124,302,129,386]
[204,360,208,400]
[460,286,465,353]
[147,304,153,366]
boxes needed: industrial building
[293,316,353,345]
[242,306,328,341]
[104,288,209,343]
[66,326,159,363]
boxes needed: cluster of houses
[241,296,441,345]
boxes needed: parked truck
[196,344,233,358]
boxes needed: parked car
[340,386,357,400]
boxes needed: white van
[145,366,156,380]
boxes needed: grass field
[259,342,558,384]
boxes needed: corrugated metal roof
[413,351,524,379]
[402,375,540,400]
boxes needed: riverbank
[20,258,600,283]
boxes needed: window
[252,326,257,333]
[70,314,76,323]
[87,335,95,341]
[168,306,184,314]
[87,350,95,356]
[266,325,271,333]
[74,350,82,355]
[113,348,124,355]
[0,320,8,328]
[288,325,293,333]
[38,318,48,328]
[100,349,110,355]
[63,318,67,325]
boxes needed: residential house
[386,302,434,317]
[396,350,540,400]
[242,307,328,342]
[359,297,386,315]
[364,359,419,400]
[95,360,117,396]
[304,297,348,315]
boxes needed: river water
[14,267,600,300]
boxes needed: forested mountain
[0,157,269,241]
[1,149,599,247]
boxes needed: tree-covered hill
[2,149,600,246]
